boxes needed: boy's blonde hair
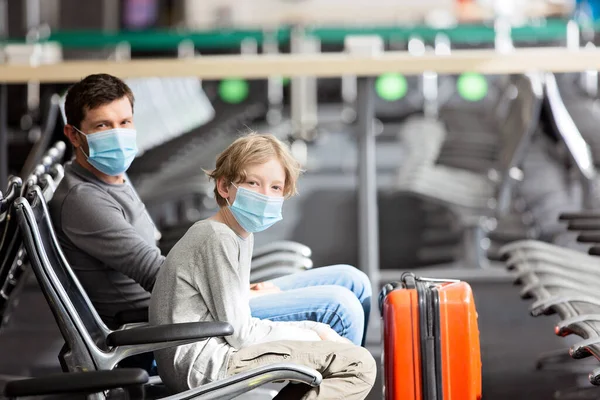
[206,133,303,207]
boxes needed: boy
[149,133,376,399]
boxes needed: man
[50,73,371,344]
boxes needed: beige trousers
[227,340,377,400]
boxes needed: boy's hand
[249,281,282,298]
[313,326,353,344]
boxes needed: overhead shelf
[1,46,600,83]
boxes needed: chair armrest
[171,363,322,400]
[578,232,600,244]
[559,212,600,221]
[106,321,233,347]
[568,220,600,231]
[251,253,313,271]
[114,307,149,325]
[250,265,307,284]
[589,246,600,256]
[4,369,148,398]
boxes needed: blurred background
[4,0,600,399]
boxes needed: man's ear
[216,177,230,202]
[64,125,82,148]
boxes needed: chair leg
[536,348,576,371]
[461,221,490,269]
[536,349,596,376]
[554,384,600,400]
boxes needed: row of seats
[499,72,600,398]
[0,141,66,329]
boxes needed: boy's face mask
[74,126,138,176]
[227,184,284,233]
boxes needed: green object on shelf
[312,18,572,44]
[456,72,488,101]
[44,29,280,50]
[375,73,408,101]
[1,18,588,51]
[219,78,249,104]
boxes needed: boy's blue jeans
[250,264,372,346]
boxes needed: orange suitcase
[379,273,482,400]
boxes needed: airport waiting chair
[0,177,24,288]
[504,242,600,355]
[0,141,66,329]
[397,73,542,212]
[396,73,544,268]
[14,185,323,399]
[4,368,150,399]
[542,73,598,212]
[130,99,265,207]
[554,72,600,168]
[18,94,63,178]
[501,206,600,379]
[3,368,290,400]
[250,240,314,283]
[126,77,215,155]
[436,75,516,174]
[414,74,581,264]
[509,272,600,396]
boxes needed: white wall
[183,0,456,29]
[182,0,570,29]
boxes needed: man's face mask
[74,126,138,176]
[227,184,284,233]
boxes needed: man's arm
[196,233,321,349]
[60,184,165,291]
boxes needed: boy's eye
[272,186,282,191]
[247,181,258,186]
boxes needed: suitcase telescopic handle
[378,273,459,315]
[378,283,395,315]
[402,272,417,289]
[378,273,417,315]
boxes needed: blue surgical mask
[75,127,138,176]
[227,184,284,233]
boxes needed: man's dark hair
[64,73,135,129]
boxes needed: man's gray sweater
[49,161,164,326]
[149,220,328,392]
